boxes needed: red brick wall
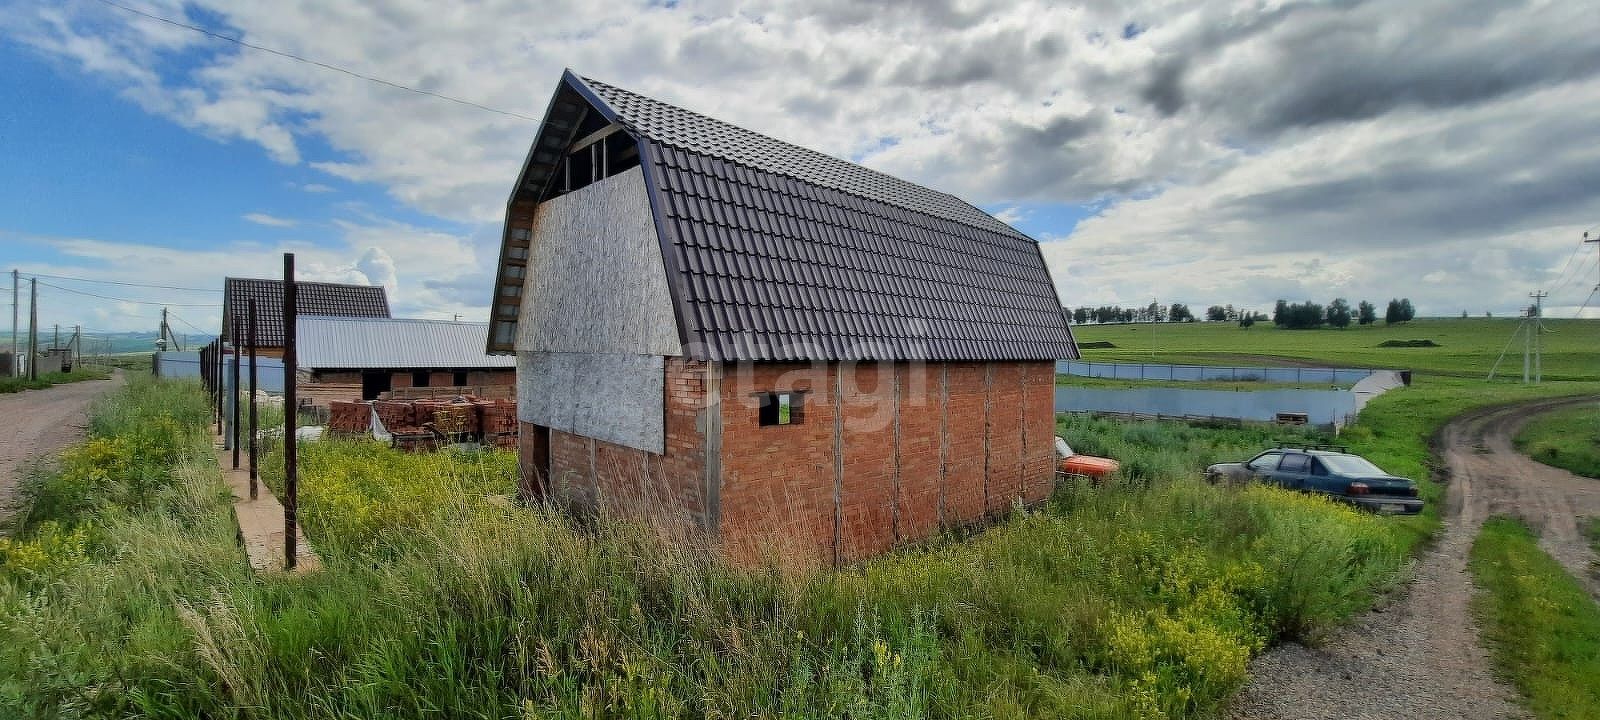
[522,358,1057,566]
[716,363,836,565]
[895,362,942,542]
[534,358,710,531]
[943,363,988,524]
[717,360,1056,564]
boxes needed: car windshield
[1318,454,1386,476]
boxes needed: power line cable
[22,271,221,293]
[1547,255,1592,300]
[1545,239,1589,294]
[89,0,539,122]
[165,310,216,336]
[35,281,222,307]
[1574,286,1600,319]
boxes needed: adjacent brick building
[488,71,1078,564]
[295,316,516,404]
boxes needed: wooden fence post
[248,299,258,501]
[232,317,241,469]
[283,254,298,570]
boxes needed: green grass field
[0,367,110,394]
[1471,518,1600,719]
[1072,318,1600,380]
[1514,403,1600,478]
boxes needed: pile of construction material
[327,397,517,451]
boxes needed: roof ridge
[576,74,1029,241]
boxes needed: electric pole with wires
[1530,290,1547,383]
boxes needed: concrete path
[0,371,124,531]
[215,443,320,573]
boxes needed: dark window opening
[361,371,391,401]
[453,371,469,387]
[550,120,639,198]
[412,371,430,388]
[1278,454,1310,473]
[757,392,803,426]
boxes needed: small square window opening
[412,371,430,388]
[758,391,803,426]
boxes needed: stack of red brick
[326,397,517,449]
[327,401,371,433]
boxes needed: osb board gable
[517,166,680,357]
[518,350,666,454]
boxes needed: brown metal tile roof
[222,277,390,346]
[492,71,1078,362]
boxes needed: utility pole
[1585,232,1600,319]
[1522,304,1531,384]
[1530,290,1547,384]
[27,278,37,381]
[72,325,80,370]
[9,269,17,377]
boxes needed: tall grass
[1470,517,1600,719]
[0,379,1408,719]
[1514,402,1600,479]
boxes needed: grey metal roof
[491,70,1078,362]
[224,277,390,346]
[297,316,515,369]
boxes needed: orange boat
[1054,436,1121,480]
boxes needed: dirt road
[1230,395,1600,720]
[0,372,124,530]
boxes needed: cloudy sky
[2,0,1598,336]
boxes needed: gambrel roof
[487,70,1077,362]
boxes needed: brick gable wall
[520,359,1056,565]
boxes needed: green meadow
[1072,317,1600,380]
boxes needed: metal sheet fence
[1057,360,1375,385]
[156,351,285,393]
[1055,386,1357,428]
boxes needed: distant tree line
[1268,297,1415,329]
[1064,298,1417,329]
[1067,302,1195,325]
[1066,302,1273,326]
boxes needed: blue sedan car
[1205,446,1424,514]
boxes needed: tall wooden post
[283,254,298,570]
[248,298,259,500]
[215,339,223,437]
[27,278,37,381]
[231,317,242,469]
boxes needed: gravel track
[0,371,124,531]
[1230,395,1600,720]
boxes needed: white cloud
[242,212,298,227]
[7,216,490,332]
[297,182,335,193]
[4,0,1599,318]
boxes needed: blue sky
[3,0,1597,338]
[0,14,1097,336]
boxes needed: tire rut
[1229,395,1600,719]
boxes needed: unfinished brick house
[486,71,1078,564]
[294,316,516,404]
